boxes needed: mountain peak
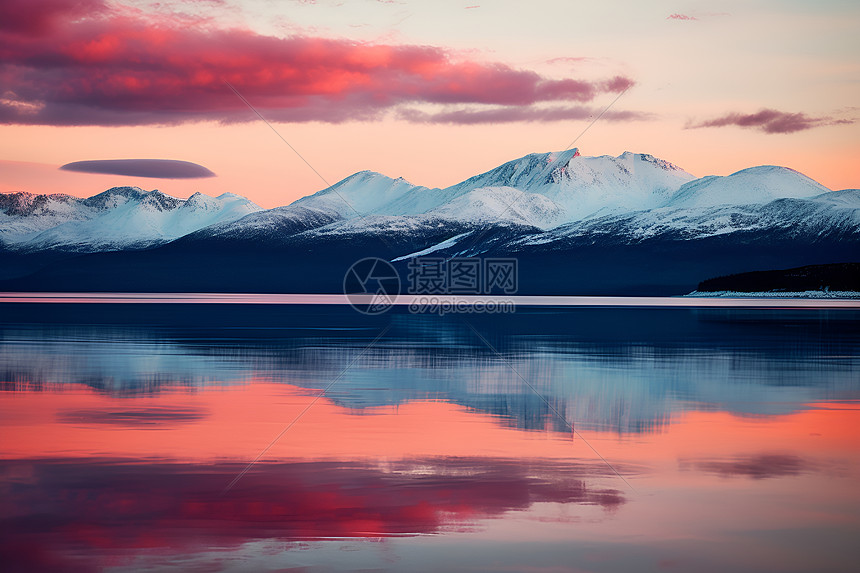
[614,151,688,173]
[439,148,696,221]
[0,186,263,251]
[294,170,427,217]
[137,189,182,212]
[0,191,79,217]
[729,165,799,177]
[2,150,856,272]
[182,191,220,211]
[666,165,831,208]
[81,186,146,210]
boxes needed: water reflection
[679,453,811,480]
[1,305,859,572]
[0,457,623,571]
[1,307,858,433]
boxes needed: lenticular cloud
[60,159,216,179]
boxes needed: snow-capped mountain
[446,149,696,220]
[424,186,566,229]
[0,192,90,239]
[2,151,854,254]
[181,203,342,244]
[1,149,857,295]
[665,165,830,209]
[179,149,697,244]
[279,150,850,249]
[291,170,431,217]
[0,187,262,251]
[282,149,696,226]
[512,188,860,248]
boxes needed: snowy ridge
[665,166,830,208]
[0,192,91,241]
[186,203,342,243]
[300,213,457,238]
[0,187,262,251]
[292,171,431,217]
[2,150,856,257]
[444,149,696,221]
[278,149,696,229]
[423,186,566,229]
[271,150,850,252]
[515,189,860,247]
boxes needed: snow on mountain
[445,149,697,221]
[392,232,473,261]
[182,172,434,245]
[211,158,572,240]
[0,191,81,217]
[3,151,854,258]
[169,192,263,237]
[286,186,562,242]
[300,213,452,238]
[423,186,566,228]
[0,187,262,251]
[167,150,854,258]
[517,188,860,247]
[664,166,830,209]
[812,188,860,206]
[291,171,431,217]
[0,192,91,242]
[183,202,343,243]
[278,151,848,251]
[277,149,696,234]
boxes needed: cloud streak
[60,159,216,179]
[667,14,697,21]
[399,105,650,125]
[0,0,635,126]
[688,108,853,134]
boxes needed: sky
[0,0,858,208]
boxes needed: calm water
[1,304,859,572]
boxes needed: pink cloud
[602,75,635,92]
[0,0,634,126]
[546,56,592,65]
[689,108,854,134]
[667,13,697,21]
[0,0,108,35]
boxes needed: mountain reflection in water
[1,304,858,572]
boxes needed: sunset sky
[1,0,858,208]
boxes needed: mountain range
[0,187,262,251]
[1,148,857,294]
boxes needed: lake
[1,302,859,572]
